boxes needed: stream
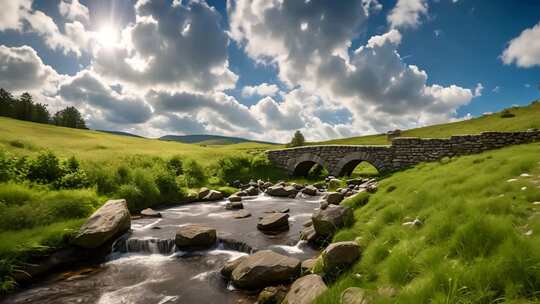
[2,194,321,304]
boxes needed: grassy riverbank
[316,142,540,303]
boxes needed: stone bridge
[266,130,540,176]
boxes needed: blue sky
[0,0,538,142]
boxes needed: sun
[95,24,119,48]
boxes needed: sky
[0,0,539,143]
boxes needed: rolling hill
[159,134,275,145]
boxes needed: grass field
[315,101,540,145]
[315,142,540,303]
[0,117,277,164]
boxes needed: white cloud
[59,0,90,24]
[241,83,280,97]
[474,83,484,97]
[93,0,238,93]
[0,45,61,92]
[387,0,428,29]
[58,70,153,124]
[229,0,475,135]
[0,0,31,31]
[501,22,540,68]
[492,86,501,93]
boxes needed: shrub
[154,169,183,203]
[116,184,143,212]
[0,151,15,182]
[500,109,516,118]
[44,190,98,220]
[167,155,183,176]
[63,156,80,173]
[215,156,251,183]
[57,170,90,189]
[88,166,117,194]
[26,151,64,183]
[182,159,207,187]
[115,165,132,185]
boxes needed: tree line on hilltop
[0,88,87,129]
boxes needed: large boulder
[265,185,298,197]
[221,256,248,279]
[175,224,216,250]
[257,213,290,232]
[301,259,317,274]
[203,190,223,201]
[323,192,344,205]
[302,185,318,196]
[341,287,372,304]
[322,241,360,272]
[283,274,328,304]
[72,199,131,249]
[257,286,288,304]
[312,205,353,237]
[140,208,161,218]
[231,250,301,289]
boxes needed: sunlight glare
[96,24,119,48]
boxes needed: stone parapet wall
[267,130,540,176]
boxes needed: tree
[0,88,14,117]
[14,92,33,121]
[53,106,87,129]
[288,130,305,147]
[31,103,50,123]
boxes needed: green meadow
[316,142,540,303]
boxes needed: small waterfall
[113,235,176,255]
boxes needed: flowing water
[2,195,321,304]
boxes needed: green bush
[182,159,207,187]
[63,156,80,173]
[500,109,516,118]
[88,166,117,194]
[0,151,15,182]
[215,156,251,183]
[56,170,90,189]
[154,169,183,203]
[116,184,143,212]
[26,151,64,183]
[115,165,132,185]
[167,155,183,176]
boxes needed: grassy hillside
[316,101,540,145]
[316,142,540,303]
[0,117,275,163]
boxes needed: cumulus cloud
[387,0,428,29]
[241,83,280,97]
[0,0,31,31]
[58,70,153,124]
[93,0,237,93]
[474,83,484,97]
[148,90,263,133]
[229,1,475,133]
[501,22,540,68]
[0,45,61,92]
[0,0,92,57]
[59,0,90,24]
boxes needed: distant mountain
[159,134,275,145]
[97,130,144,138]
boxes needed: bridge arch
[287,153,329,176]
[333,152,384,177]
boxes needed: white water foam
[270,240,308,254]
[289,213,312,222]
[132,219,162,231]
[191,270,214,281]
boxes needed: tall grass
[316,142,540,303]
